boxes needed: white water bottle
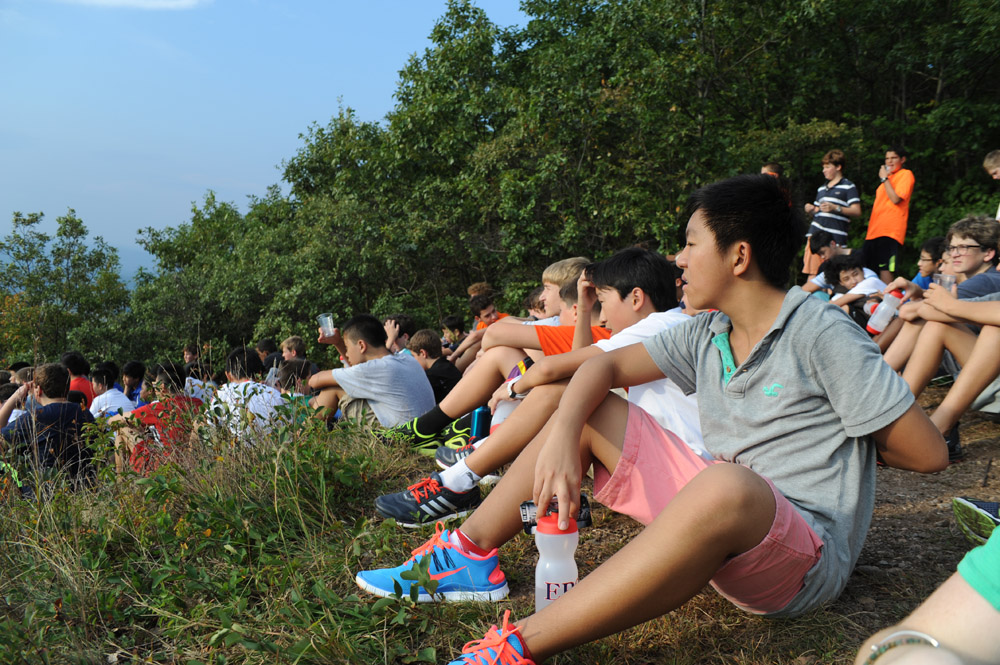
[534,514,579,612]
[865,289,903,334]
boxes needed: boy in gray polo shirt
[354,175,948,665]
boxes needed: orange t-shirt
[536,325,613,356]
[866,168,915,245]
[474,312,509,330]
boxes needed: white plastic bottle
[866,289,904,334]
[534,514,579,612]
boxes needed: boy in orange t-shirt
[863,146,915,283]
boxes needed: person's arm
[878,165,905,204]
[801,280,822,294]
[914,301,963,323]
[450,328,485,358]
[0,384,29,430]
[831,291,864,306]
[533,343,666,528]
[884,277,922,303]
[480,321,542,351]
[922,284,1000,325]
[384,319,399,351]
[871,402,948,473]
[573,272,599,350]
[855,571,1000,665]
[308,369,341,391]
[488,346,604,411]
[316,327,348,358]
[818,201,862,219]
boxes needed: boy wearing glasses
[863,146,915,284]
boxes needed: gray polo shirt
[642,287,913,616]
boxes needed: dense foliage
[3,0,1000,366]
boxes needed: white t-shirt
[185,377,216,402]
[209,380,285,439]
[90,388,136,418]
[521,316,561,327]
[331,352,435,428]
[831,276,888,304]
[595,308,708,458]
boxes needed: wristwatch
[506,380,528,400]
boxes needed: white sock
[440,459,482,493]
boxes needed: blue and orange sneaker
[355,523,508,602]
[447,610,535,665]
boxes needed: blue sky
[0,0,527,277]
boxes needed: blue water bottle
[470,406,491,441]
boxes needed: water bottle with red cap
[866,289,904,334]
[534,514,579,611]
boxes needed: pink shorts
[593,404,824,614]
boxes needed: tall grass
[0,415,890,664]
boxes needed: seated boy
[912,236,947,290]
[441,315,468,354]
[61,351,95,409]
[884,215,1000,372]
[407,329,463,402]
[384,314,417,355]
[121,360,147,408]
[801,231,873,295]
[382,268,603,456]
[108,364,202,474]
[355,174,947,665]
[207,347,285,440]
[276,358,313,425]
[0,363,95,492]
[309,314,435,428]
[373,247,707,526]
[89,368,136,418]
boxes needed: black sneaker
[436,442,476,470]
[375,472,482,528]
[377,417,444,454]
[438,418,472,447]
[945,425,965,463]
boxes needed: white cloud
[52,0,210,9]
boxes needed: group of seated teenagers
[3,172,1000,661]
[345,173,996,665]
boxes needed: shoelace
[407,476,443,501]
[458,611,526,665]
[407,522,450,563]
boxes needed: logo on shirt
[763,383,783,397]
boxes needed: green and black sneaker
[437,417,472,450]
[378,418,445,455]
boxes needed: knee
[690,465,774,524]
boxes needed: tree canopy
[3,0,1000,367]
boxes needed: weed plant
[0,412,874,664]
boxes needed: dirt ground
[499,383,1000,661]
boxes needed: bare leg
[454,342,481,373]
[883,319,926,371]
[461,393,629,551]
[114,429,142,473]
[466,383,566,477]
[874,316,904,352]
[517,464,774,661]
[310,387,344,419]
[931,325,1000,433]
[901,322,977,398]
[438,346,527,418]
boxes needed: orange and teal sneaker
[355,523,508,602]
[447,610,535,664]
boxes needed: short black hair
[686,174,803,289]
[153,363,185,392]
[588,247,677,312]
[226,346,264,379]
[342,314,388,348]
[808,230,837,254]
[183,343,199,357]
[823,253,865,287]
[0,383,17,402]
[888,145,908,159]
[91,368,116,390]
[7,361,30,372]
[256,338,278,355]
[60,351,90,377]
[441,315,465,333]
[277,358,311,391]
[384,314,417,340]
[96,360,120,380]
[122,360,146,381]
[920,236,947,260]
[469,293,495,317]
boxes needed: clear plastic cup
[316,313,336,337]
[933,273,957,291]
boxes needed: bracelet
[865,630,939,664]
[880,176,888,183]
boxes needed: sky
[0,0,528,278]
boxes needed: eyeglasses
[947,244,982,256]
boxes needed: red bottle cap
[536,514,578,534]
